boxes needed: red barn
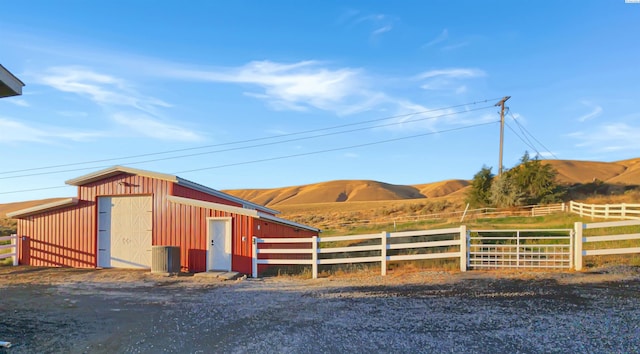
[7,166,319,274]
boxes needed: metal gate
[468,229,573,269]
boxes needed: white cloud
[344,152,359,158]
[340,12,394,38]
[38,66,171,113]
[112,113,203,142]
[423,29,468,51]
[34,66,203,142]
[372,25,393,37]
[0,117,103,144]
[416,68,485,93]
[424,29,449,47]
[6,98,29,107]
[442,42,470,51]
[416,68,485,80]
[167,60,374,115]
[570,123,640,152]
[577,101,603,122]
[57,110,89,118]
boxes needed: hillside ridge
[1,158,638,217]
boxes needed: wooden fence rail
[252,226,467,279]
[569,201,640,220]
[574,219,640,270]
[0,234,18,266]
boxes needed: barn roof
[0,64,25,98]
[7,198,78,218]
[65,166,280,215]
[167,195,320,232]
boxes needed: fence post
[11,234,18,266]
[562,202,566,212]
[459,226,467,272]
[381,231,388,276]
[252,237,258,278]
[574,222,583,271]
[622,203,626,219]
[311,236,318,279]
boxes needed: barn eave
[7,198,79,218]
[167,195,320,233]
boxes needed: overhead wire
[174,121,499,173]
[0,105,495,180]
[0,120,499,195]
[508,111,559,159]
[505,121,541,156]
[0,97,504,175]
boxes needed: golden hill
[224,158,639,207]
[1,158,638,217]
[543,158,640,185]
[225,180,427,206]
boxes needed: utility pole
[495,96,510,176]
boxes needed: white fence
[531,203,565,216]
[574,219,640,270]
[0,234,18,266]
[569,201,640,220]
[468,229,572,269]
[252,226,467,279]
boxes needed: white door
[207,218,232,271]
[97,196,153,268]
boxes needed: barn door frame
[206,217,232,271]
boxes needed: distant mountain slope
[412,180,470,198]
[543,160,627,184]
[1,158,637,214]
[606,158,640,184]
[225,180,426,206]
[225,158,638,207]
[543,158,640,185]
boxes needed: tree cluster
[465,152,565,208]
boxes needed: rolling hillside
[224,158,639,207]
[1,158,638,218]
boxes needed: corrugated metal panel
[18,201,95,267]
[16,171,316,275]
[172,184,242,207]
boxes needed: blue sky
[1,1,639,203]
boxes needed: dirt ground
[1,266,640,353]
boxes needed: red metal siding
[159,201,256,274]
[15,171,316,275]
[17,201,95,267]
[172,184,242,207]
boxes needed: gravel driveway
[1,266,639,353]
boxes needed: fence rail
[569,201,640,220]
[0,234,18,266]
[531,203,565,216]
[574,219,640,270]
[252,226,467,279]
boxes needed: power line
[506,108,538,154]
[505,121,541,156]
[0,186,70,195]
[174,121,498,174]
[0,97,504,175]
[0,105,495,180]
[0,120,498,195]
[509,111,558,159]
